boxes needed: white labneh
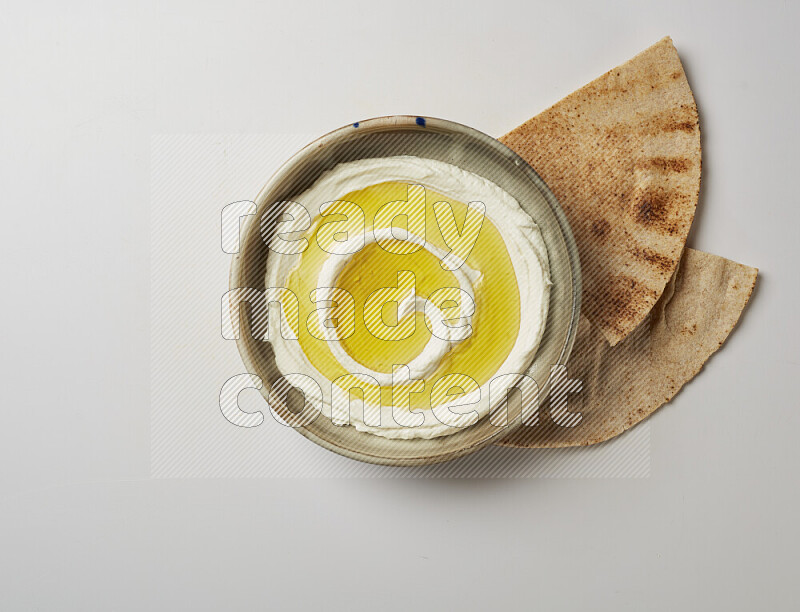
[265,156,551,439]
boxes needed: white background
[1,1,798,609]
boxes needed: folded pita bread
[497,248,757,448]
[500,37,701,345]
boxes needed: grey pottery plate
[230,116,581,466]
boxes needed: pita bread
[500,37,701,345]
[497,248,757,448]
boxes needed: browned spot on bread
[663,120,696,133]
[629,245,674,273]
[605,112,698,139]
[634,191,669,225]
[639,157,691,173]
[591,219,611,240]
